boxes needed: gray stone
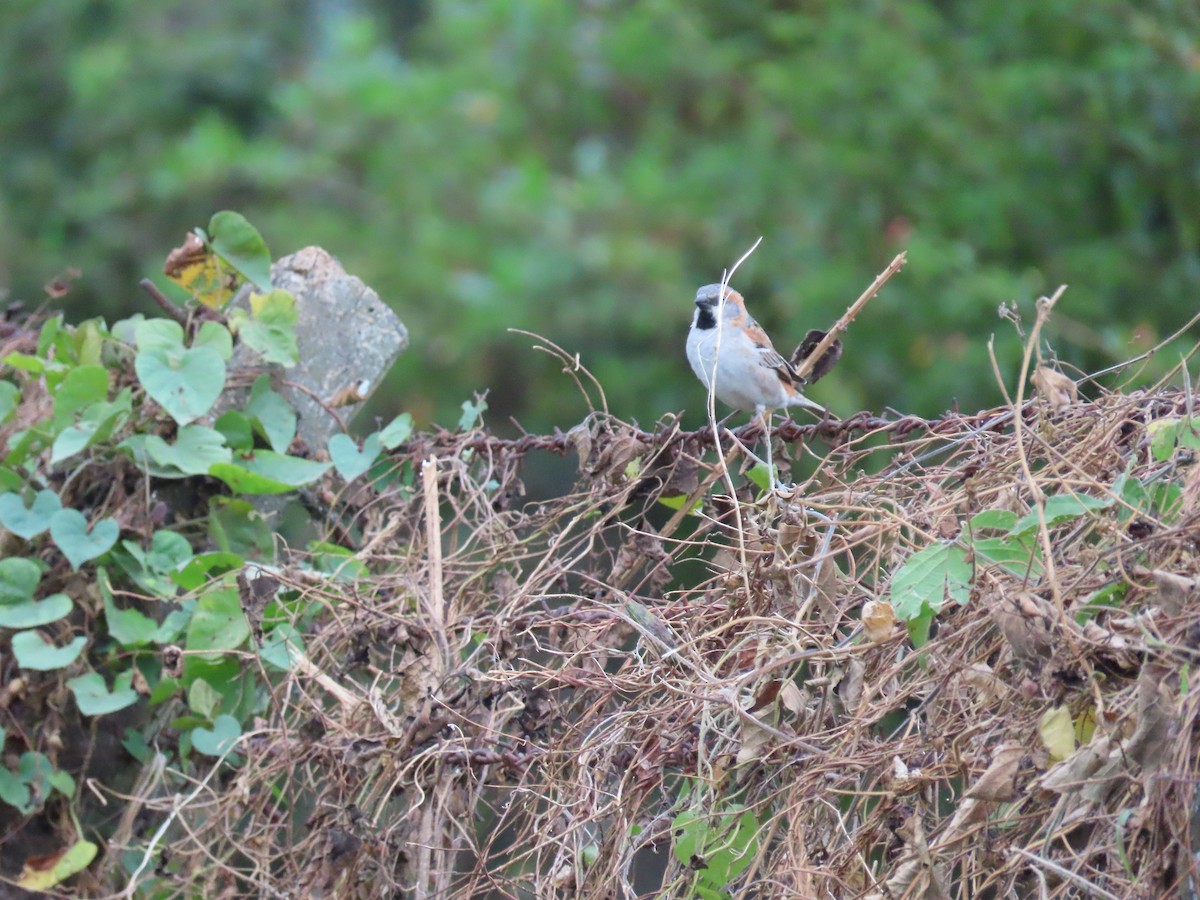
[217,246,408,452]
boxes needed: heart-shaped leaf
[193,321,233,360]
[208,211,272,290]
[52,365,109,428]
[144,425,231,476]
[0,490,62,539]
[0,593,73,629]
[188,678,222,719]
[50,393,132,465]
[135,344,226,426]
[99,571,160,647]
[67,671,138,716]
[379,413,413,449]
[0,558,42,604]
[192,713,242,757]
[209,451,330,495]
[246,377,296,452]
[329,433,382,482]
[186,585,250,656]
[11,630,87,671]
[50,509,119,570]
[228,290,298,367]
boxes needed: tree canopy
[3,0,1198,430]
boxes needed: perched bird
[686,283,840,490]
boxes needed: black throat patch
[695,305,717,330]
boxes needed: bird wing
[743,318,803,386]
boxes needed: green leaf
[246,376,296,452]
[259,623,305,671]
[0,557,43,604]
[147,530,194,573]
[37,315,64,358]
[135,342,226,426]
[906,605,936,649]
[0,381,18,423]
[228,290,299,366]
[0,767,31,813]
[1148,418,1181,462]
[458,395,488,431]
[0,490,62,539]
[144,425,231,476]
[379,412,413,449]
[208,210,272,290]
[193,321,234,360]
[187,678,222,719]
[209,450,330,494]
[11,630,87,670]
[744,464,772,492]
[15,839,98,891]
[1009,492,1112,537]
[1112,470,1149,523]
[214,410,255,451]
[50,392,132,464]
[52,364,109,427]
[186,585,250,656]
[329,432,382,481]
[0,593,72,629]
[1076,582,1127,624]
[67,671,138,716]
[1151,482,1183,520]
[672,809,707,866]
[208,498,274,557]
[890,542,971,621]
[967,508,1018,532]
[99,570,160,646]
[134,318,187,352]
[192,713,242,757]
[74,318,105,367]
[972,536,1043,578]
[172,552,244,591]
[658,493,703,515]
[50,509,119,570]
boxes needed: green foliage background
[3,0,1199,431]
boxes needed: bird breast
[686,325,790,412]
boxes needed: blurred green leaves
[3,1,1199,431]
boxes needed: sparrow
[686,283,840,489]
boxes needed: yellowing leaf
[163,231,239,309]
[17,840,98,890]
[1038,705,1076,762]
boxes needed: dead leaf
[862,598,897,642]
[965,741,1025,802]
[326,380,371,408]
[1148,568,1198,616]
[565,422,593,471]
[779,682,806,716]
[990,592,1055,674]
[838,658,865,713]
[736,706,777,766]
[1126,666,1176,771]
[43,267,82,299]
[791,329,843,384]
[1031,366,1078,410]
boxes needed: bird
[686,283,840,491]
